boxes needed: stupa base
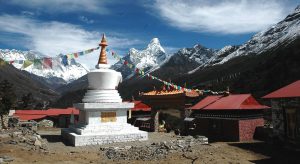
[61,128,148,146]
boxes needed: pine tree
[0,80,16,129]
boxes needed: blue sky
[0,0,298,67]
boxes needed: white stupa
[61,34,148,146]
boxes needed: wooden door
[286,109,296,139]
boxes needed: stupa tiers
[61,34,148,146]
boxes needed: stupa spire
[97,34,108,65]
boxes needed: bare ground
[0,128,299,164]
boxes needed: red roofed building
[127,101,152,131]
[186,94,269,141]
[13,108,79,128]
[130,101,151,112]
[263,80,300,146]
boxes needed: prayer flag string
[0,47,99,69]
[109,49,230,95]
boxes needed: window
[101,112,116,122]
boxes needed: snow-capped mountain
[178,44,215,65]
[209,6,300,65]
[177,6,300,74]
[129,38,166,69]
[111,38,168,78]
[0,49,89,85]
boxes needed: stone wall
[238,118,264,141]
[0,115,9,129]
[271,100,285,141]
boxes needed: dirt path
[0,128,299,164]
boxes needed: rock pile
[38,119,53,128]
[101,136,208,161]
[0,115,9,129]
[0,155,14,163]
[0,127,48,153]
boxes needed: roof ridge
[202,95,224,109]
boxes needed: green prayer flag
[34,59,42,69]
[22,60,33,69]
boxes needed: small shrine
[61,34,148,146]
[141,88,199,132]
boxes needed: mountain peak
[147,38,163,50]
[150,38,160,45]
[295,5,300,12]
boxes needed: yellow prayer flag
[0,60,7,67]
[22,60,33,69]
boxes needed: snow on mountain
[214,6,300,64]
[0,49,89,83]
[111,38,168,78]
[129,38,167,69]
[177,44,215,65]
[186,6,300,72]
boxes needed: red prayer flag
[43,57,52,69]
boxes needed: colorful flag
[43,57,52,69]
[0,60,6,67]
[22,60,33,69]
[34,59,42,69]
[61,55,68,66]
[18,60,24,64]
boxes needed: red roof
[263,80,300,99]
[16,114,47,121]
[13,108,79,121]
[131,101,151,112]
[190,94,269,110]
[188,96,222,110]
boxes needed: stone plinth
[61,102,148,146]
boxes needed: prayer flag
[22,60,33,69]
[43,57,52,69]
[33,59,42,69]
[61,55,68,66]
[0,60,6,67]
